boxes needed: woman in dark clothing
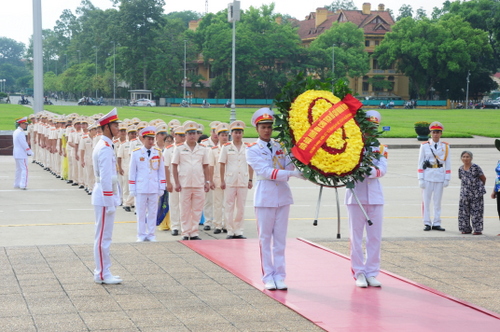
[458,151,486,235]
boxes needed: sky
[1,0,443,46]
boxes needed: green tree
[308,22,370,80]
[324,0,357,12]
[396,4,413,21]
[0,37,29,92]
[374,16,494,99]
[165,11,202,28]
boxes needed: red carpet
[183,238,500,331]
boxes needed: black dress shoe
[226,235,235,239]
[214,229,222,234]
[234,235,247,239]
[424,225,431,231]
[203,225,211,231]
[432,226,446,231]
[222,229,228,233]
[171,230,179,236]
[123,206,131,212]
[79,185,85,189]
[72,183,79,186]
[66,180,73,184]
[182,236,189,240]
[190,236,202,240]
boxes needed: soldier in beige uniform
[79,122,95,194]
[200,121,220,231]
[172,121,210,240]
[209,123,230,234]
[219,120,253,239]
[163,125,186,235]
[67,118,81,186]
[75,118,88,189]
[117,125,137,211]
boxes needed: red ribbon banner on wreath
[291,94,363,165]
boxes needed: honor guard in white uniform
[117,125,137,211]
[209,123,230,233]
[164,125,186,236]
[129,126,166,242]
[417,121,451,231]
[219,120,253,239]
[91,108,122,284]
[345,110,387,288]
[172,121,210,240]
[246,108,304,291]
[13,117,32,189]
[201,121,221,231]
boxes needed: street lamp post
[331,43,335,92]
[112,41,116,104]
[94,46,98,100]
[465,70,470,109]
[183,40,187,103]
[228,0,240,123]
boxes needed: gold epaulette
[132,147,141,152]
[154,147,161,151]
[442,141,449,145]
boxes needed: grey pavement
[1,136,500,331]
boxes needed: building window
[365,40,370,47]
[375,40,380,46]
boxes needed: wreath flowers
[274,75,382,187]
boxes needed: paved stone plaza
[1,136,500,331]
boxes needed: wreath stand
[312,182,372,239]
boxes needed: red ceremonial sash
[291,94,362,165]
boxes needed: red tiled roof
[296,8,395,41]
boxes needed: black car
[474,101,500,109]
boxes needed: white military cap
[140,126,156,137]
[365,110,381,124]
[137,121,148,131]
[127,125,138,133]
[173,125,185,135]
[168,119,181,129]
[156,123,168,134]
[429,121,444,131]
[209,121,221,130]
[197,123,205,133]
[251,108,274,127]
[97,108,121,126]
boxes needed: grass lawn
[1,104,498,138]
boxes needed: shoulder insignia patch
[246,142,257,148]
[132,147,141,152]
[224,142,231,146]
[154,147,161,151]
[176,143,184,146]
[166,144,174,149]
[211,146,219,149]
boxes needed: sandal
[461,231,472,234]
[473,232,482,235]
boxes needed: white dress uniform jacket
[128,146,166,194]
[91,136,121,208]
[13,126,32,189]
[417,140,451,182]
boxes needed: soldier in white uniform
[201,121,220,231]
[220,120,253,239]
[417,121,451,231]
[246,108,304,291]
[13,117,33,189]
[129,126,166,242]
[172,121,210,240]
[164,125,186,236]
[345,110,387,288]
[209,123,229,234]
[91,108,122,284]
[117,125,137,211]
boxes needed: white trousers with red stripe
[135,193,159,241]
[422,181,444,226]
[255,205,290,283]
[14,158,29,189]
[93,206,115,281]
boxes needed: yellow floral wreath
[288,90,364,177]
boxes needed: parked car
[474,100,500,109]
[135,98,156,107]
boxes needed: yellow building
[188,3,409,100]
[296,3,409,99]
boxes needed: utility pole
[228,1,240,123]
[465,70,470,109]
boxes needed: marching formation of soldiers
[25,111,254,241]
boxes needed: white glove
[158,190,164,196]
[443,180,449,187]
[289,170,305,179]
[27,151,33,156]
[130,191,136,197]
[419,180,425,189]
[106,206,116,214]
